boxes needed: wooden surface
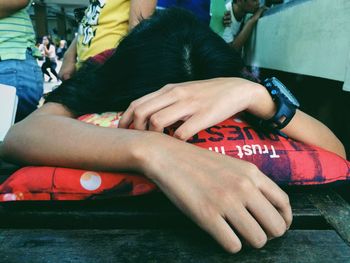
[0,192,328,229]
[0,229,349,263]
[309,191,350,244]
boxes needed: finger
[132,92,180,130]
[257,174,293,229]
[118,91,164,128]
[118,106,134,129]
[223,17,231,26]
[225,205,267,249]
[148,103,191,133]
[244,168,293,229]
[202,215,242,253]
[173,113,215,141]
[118,91,166,129]
[246,190,287,238]
[119,86,175,129]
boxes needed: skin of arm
[0,78,341,251]
[43,46,49,56]
[118,78,346,159]
[248,83,346,158]
[43,45,55,57]
[0,99,292,253]
[231,6,267,51]
[59,37,77,81]
[0,0,29,18]
[1,103,151,171]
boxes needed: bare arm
[59,37,77,80]
[231,7,267,51]
[0,0,29,18]
[129,0,157,30]
[43,45,55,57]
[0,101,291,253]
[0,103,144,171]
[119,78,346,159]
[249,83,346,158]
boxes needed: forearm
[0,104,153,173]
[281,111,346,158]
[231,19,257,51]
[248,84,346,158]
[0,0,29,18]
[45,46,54,57]
[59,38,77,80]
[63,37,77,63]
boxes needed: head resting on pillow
[55,8,244,114]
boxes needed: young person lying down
[0,8,345,253]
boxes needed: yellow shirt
[77,0,130,66]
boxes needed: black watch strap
[260,77,299,130]
[262,100,297,129]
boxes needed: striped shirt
[0,3,40,60]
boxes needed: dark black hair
[42,35,52,49]
[47,8,244,115]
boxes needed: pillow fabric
[0,166,156,201]
[1,112,349,202]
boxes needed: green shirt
[0,3,41,60]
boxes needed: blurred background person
[59,0,157,81]
[220,0,266,52]
[39,36,60,82]
[0,0,43,121]
[56,39,67,61]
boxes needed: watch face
[269,77,300,107]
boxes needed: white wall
[245,0,350,91]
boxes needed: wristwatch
[261,77,300,130]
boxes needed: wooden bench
[0,160,349,262]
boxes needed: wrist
[128,131,169,180]
[247,83,277,120]
[249,16,259,24]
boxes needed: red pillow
[0,167,156,201]
[1,112,349,202]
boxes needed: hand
[223,11,231,27]
[59,56,76,81]
[118,78,260,141]
[251,6,268,22]
[140,133,292,253]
